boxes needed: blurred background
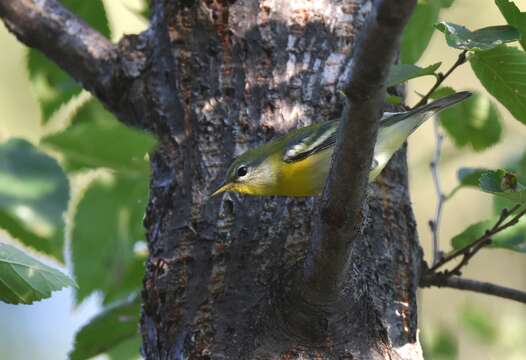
[0,0,524,359]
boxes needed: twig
[429,116,445,266]
[303,0,417,302]
[429,204,525,274]
[415,50,468,266]
[421,275,526,304]
[412,50,467,109]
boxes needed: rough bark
[140,1,422,358]
[0,0,424,358]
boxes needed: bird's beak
[210,182,233,197]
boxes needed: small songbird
[211,91,471,197]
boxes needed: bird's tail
[381,91,472,128]
[415,91,472,113]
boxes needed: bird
[211,91,472,197]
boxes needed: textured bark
[0,0,424,358]
[140,1,423,359]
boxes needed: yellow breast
[276,148,333,196]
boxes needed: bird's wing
[283,121,337,163]
[379,111,409,127]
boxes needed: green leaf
[26,0,110,122]
[451,216,526,252]
[42,99,157,174]
[438,92,502,151]
[423,325,458,360]
[0,242,76,304]
[479,170,526,203]
[386,95,403,106]
[0,139,69,261]
[61,0,110,38]
[431,86,456,99]
[72,175,148,304]
[496,0,526,51]
[27,51,82,123]
[70,297,140,360]
[440,0,455,7]
[470,45,526,125]
[400,0,442,64]
[387,63,441,87]
[451,219,493,250]
[461,305,497,343]
[492,151,526,213]
[435,22,520,50]
[457,167,489,187]
[106,335,142,360]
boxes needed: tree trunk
[140,1,423,359]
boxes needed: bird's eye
[236,165,248,178]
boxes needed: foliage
[387,63,441,87]
[437,92,501,151]
[27,0,110,123]
[0,242,76,304]
[435,22,520,51]
[2,0,526,358]
[423,325,458,360]
[470,46,526,125]
[496,0,526,50]
[400,0,455,64]
[70,297,141,360]
[0,139,69,261]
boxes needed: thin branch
[430,205,525,274]
[0,0,185,132]
[421,275,526,304]
[412,50,467,109]
[303,0,417,302]
[0,0,118,103]
[429,116,445,266]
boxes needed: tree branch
[0,0,186,132]
[429,205,525,274]
[429,116,445,266]
[303,0,417,301]
[421,275,526,304]
[412,50,467,109]
[0,0,118,105]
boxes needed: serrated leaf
[451,216,526,253]
[0,242,76,304]
[496,0,526,51]
[72,175,148,304]
[479,170,526,203]
[461,305,497,343]
[42,100,157,174]
[457,167,489,187]
[26,0,110,122]
[435,22,520,50]
[470,45,526,125]
[438,92,501,151]
[401,0,442,64]
[387,63,441,87]
[70,297,140,360]
[0,139,69,261]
